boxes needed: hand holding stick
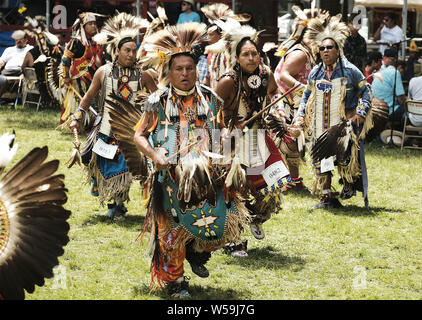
[242,82,302,128]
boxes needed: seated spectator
[177,0,201,24]
[364,51,382,84]
[344,13,367,71]
[397,59,407,78]
[0,30,34,99]
[373,12,403,55]
[372,48,407,127]
[408,58,422,127]
[404,40,420,81]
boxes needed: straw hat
[380,129,404,146]
[182,0,195,7]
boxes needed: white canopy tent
[355,0,422,11]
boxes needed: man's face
[372,59,382,71]
[117,42,137,68]
[383,16,395,28]
[169,54,197,91]
[236,40,260,74]
[15,38,27,49]
[319,39,339,66]
[384,56,396,67]
[84,21,98,37]
[181,1,191,12]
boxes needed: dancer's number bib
[92,139,118,159]
[262,160,289,187]
[321,156,335,173]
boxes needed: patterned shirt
[298,57,371,118]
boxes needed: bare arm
[134,111,168,170]
[277,50,308,88]
[141,69,158,93]
[373,23,384,41]
[214,76,236,129]
[0,59,5,70]
[69,67,105,132]
[21,52,34,70]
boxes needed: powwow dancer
[69,13,156,221]
[59,11,105,130]
[273,6,326,192]
[211,24,292,250]
[21,16,64,109]
[0,132,71,300]
[291,14,373,209]
[133,22,251,297]
[201,3,251,89]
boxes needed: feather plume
[174,154,216,213]
[0,131,18,172]
[224,155,246,191]
[304,13,349,54]
[201,3,251,24]
[94,12,150,60]
[140,22,208,87]
[0,145,70,300]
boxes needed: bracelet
[72,108,86,122]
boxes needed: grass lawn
[1,105,421,300]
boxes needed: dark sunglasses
[319,45,334,51]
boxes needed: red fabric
[365,70,373,84]
[246,134,286,191]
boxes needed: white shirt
[408,76,422,127]
[379,25,403,55]
[0,44,33,70]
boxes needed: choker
[172,85,196,97]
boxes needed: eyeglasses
[319,45,334,51]
[181,2,189,5]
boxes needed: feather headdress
[71,12,105,45]
[303,13,350,55]
[93,12,150,60]
[140,22,208,87]
[200,3,251,24]
[275,5,328,58]
[136,3,169,61]
[205,23,262,69]
[24,16,59,58]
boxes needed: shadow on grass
[315,204,406,217]
[81,213,145,228]
[224,245,306,271]
[132,282,248,300]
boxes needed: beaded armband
[356,99,371,118]
[72,108,86,122]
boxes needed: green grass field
[1,105,421,300]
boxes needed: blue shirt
[371,65,405,114]
[177,12,201,24]
[298,58,371,118]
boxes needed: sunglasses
[319,45,335,51]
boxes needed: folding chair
[22,67,41,110]
[401,100,422,150]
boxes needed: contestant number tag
[262,160,290,187]
[320,156,335,173]
[92,139,118,159]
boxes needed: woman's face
[236,40,260,74]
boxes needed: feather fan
[310,120,353,163]
[0,143,70,300]
[105,92,151,184]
